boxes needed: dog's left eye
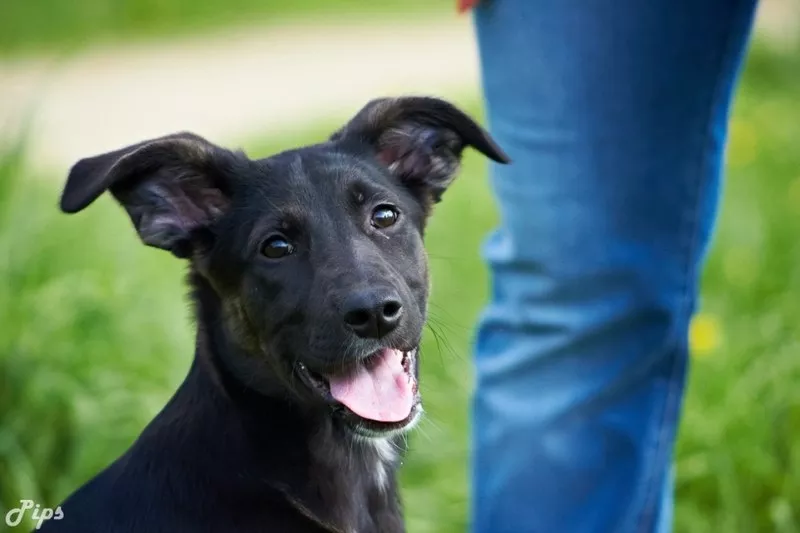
[261,236,295,259]
[371,205,399,229]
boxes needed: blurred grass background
[1,2,799,532]
[0,0,444,56]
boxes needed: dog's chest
[369,438,397,493]
[335,439,403,533]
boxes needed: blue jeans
[471,1,757,532]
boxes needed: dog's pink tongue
[328,348,413,423]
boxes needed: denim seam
[625,2,752,531]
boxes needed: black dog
[43,97,508,533]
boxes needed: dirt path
[0,17,479,175]
[1,4,795,176]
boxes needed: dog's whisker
[427,304,471,331]
[388,438,405,455]
[427,312,470,335]
[426,321,463,350]
[419,415,447,437]
[425,324,445,367]
[426,318,465,362]
[425,253,465,263]
[415,426,434,445]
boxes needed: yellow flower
[725,118,757,168]
[689,313,723,357]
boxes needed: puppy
[43,97,508,533]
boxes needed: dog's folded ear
[332,97,510,203]
[60,132,232,258]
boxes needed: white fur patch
[371,438,397,492]
[373,438,397,463]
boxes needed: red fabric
[457,0,480,13]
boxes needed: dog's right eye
[261,236,295,259]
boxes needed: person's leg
[471,1,757,532]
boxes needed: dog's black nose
[342,290,403,339]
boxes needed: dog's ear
[331,97,510,203]
[60,132,232,258]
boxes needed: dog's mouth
[296,348,421,437]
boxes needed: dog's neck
[148,274,406,533]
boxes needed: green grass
[0,0,445,56]
[1,43,799,532]
[0,140,192,525]
[671,45,800,532]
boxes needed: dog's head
[60,97,508,438]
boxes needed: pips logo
[5,500,64,530]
